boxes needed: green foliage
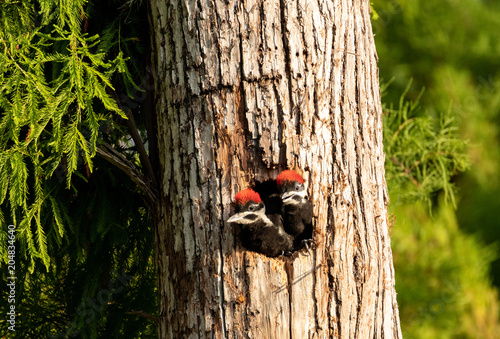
[0,0,157,337]
[383,82,499,339]
[0,0,130,269]
[375,0,500,337]
[383,81,470,208]
[0,164,157,337]
[392,202,500,339]
[373,0,500,238]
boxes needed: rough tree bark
[149,0,402,337]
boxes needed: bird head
[276,170,307,205]
[227,189,267,224]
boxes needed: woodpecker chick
[277,170,313,250]
[227,189,293,257]
[253,179,283,216]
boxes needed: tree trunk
[149,0,402,337]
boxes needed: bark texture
[149,0,402,337]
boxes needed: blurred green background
[373,0,500,337]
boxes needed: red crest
[277,170,304,186]
[234,189,261,205]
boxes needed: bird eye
[249,205,255,211]
[295,184,301,190]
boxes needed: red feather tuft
[277,170,304,186]
[234,188,261,205]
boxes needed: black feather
[239,214,293,257]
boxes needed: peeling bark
[149,0,402,337]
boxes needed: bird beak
[281,190,307,204]
[227,213,245,223]
[227,212,259,224]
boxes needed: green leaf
[49,195,65,238]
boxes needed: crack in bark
[209,97,228,338]
[325,192,337,337]
[351,10,365,337]
[327,7,339,337]
[279,0,295,169]
[312,249,320,333]
[242,253,252,335]
[295,0,308,143]
[336,3,352,337]
[284,259,294,339]
[207,0,228,335]
[272,77,287,170]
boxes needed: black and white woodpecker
[227,188,294,257]
[276,170,314,250]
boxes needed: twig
[126,310,159,324]
[390,156,422,189]
[123,108,157,187]
[94,141,157,203]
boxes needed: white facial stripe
[283,199,303,206]
[227,211,269,224]
[282,190,307,200]
[227,211,254,223]
[282,190,307,206]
